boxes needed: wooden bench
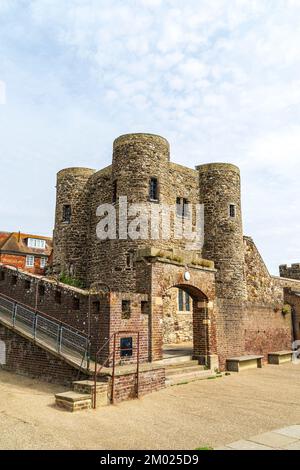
[226,355,264,372]
[268,351,293,365]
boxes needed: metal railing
[0,292,90,369]
[93,330,140,409]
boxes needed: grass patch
[58,272,85,289]
[195,446,213,451]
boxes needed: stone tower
[53,167,95,282]
[279,264,300,281]
[112,133,170,205]
[197,163,247,301]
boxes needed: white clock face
[184,271,191,281]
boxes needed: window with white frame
[27,238,46,249]
[40,258,47,268]
[26,255,34,267]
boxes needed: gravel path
[0,363,300,449]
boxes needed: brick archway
[148,260,217,367]
[163,283,210,363]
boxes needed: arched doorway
[162,284,210,365]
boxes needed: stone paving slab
[224,439,273,450]
[217,426,300,450]
[248,431,299,449]
[275,425,300,439]
[283,441,300,450]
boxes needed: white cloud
[0,0,300,272]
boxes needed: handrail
[93,330,140,409]
[0,291,91,370]
[0,291,88,338]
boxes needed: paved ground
[217,425,300,450]
[1,363,300,449]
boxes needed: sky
[0,0,300,274]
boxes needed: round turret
[112,133,170,204]
[53,167,95,281]
[197,163,247,301]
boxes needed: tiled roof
[0,232,11,249]
[0,232,52,257]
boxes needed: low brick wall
[0,322,165,403]
[0,264,109,357]
[243,304,293,359]
[0,325,88,386]
[108,368,165,403]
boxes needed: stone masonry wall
[198,163,247,301]
[244,237,283,305]
[53,134,201,292]
[280,264,300,280]
[162,287,193,344]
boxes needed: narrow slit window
[38,284,45,296]
[176,197,189,217]
[54,290,62,304]
[112,180,117,203]
[93,301,100,314]
[185,292,191,311]
[62,204,72,223]
[178,289,184,311]
[126,251,134,268]
[121,300,131,319]
[229,204,236,218]
[141,301,149,315]
[183,198,189,218]
[72,297,80,310]
[176,197,182,216]
[149,177,158,201]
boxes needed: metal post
[12,303,17,327]
[111,333,117,405]
[86,338,91,371]
[136,332,140,399]
[33,314,38,339]
[58,324,63,354]
[93,356,98,409]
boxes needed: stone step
[73,380,109,407]
[164,359,199,370]
[165,369,215,387]
[157,354,193,365]
[73,380,108,394]
[165,364,205,377]
[55,391,92,412]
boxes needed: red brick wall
[0,265,104,357]
[108,368,165,403]
[0,322,165,400]
[0,324,88,386]
[243,304,293,359]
